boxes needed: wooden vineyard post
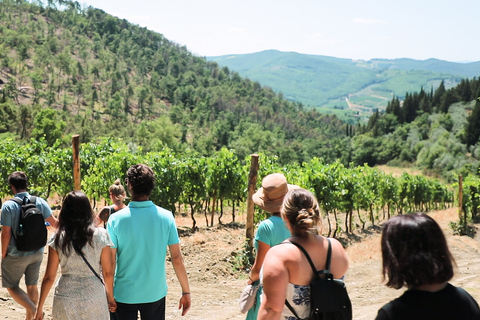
[72,135,81,191]
[246,154,259,255]
[458,175,465,233]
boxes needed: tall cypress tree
[440,89,459,113]
[465,100,480,147]
[403,93,417,123]
[432,80,446,108]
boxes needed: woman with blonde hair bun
[96,179,127,227]
[258,188,349,320]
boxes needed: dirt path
[1,208,479,319]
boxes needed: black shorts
[110,297,166,320]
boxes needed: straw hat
[252,173,299,213]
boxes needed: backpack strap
[9,196,37,208]
[283,238,333,318]
[285,300,301,319]
[9,197,24,207]
[29,196,37,204]
[288,238,332,278]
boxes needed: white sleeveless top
[282,282,310,319]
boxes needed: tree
[432,80,446,107]
[30,108,66,146]
[464,100,480,147]
[0,102,17,134]
[19,104,33,139]
[439,89,459,113]
[402,92,417,123]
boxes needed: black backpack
[285,238,352,320]
[10,196,47,252]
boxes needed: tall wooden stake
[72,135,81,191]
[246,154,259,254]
[458,175,465,232]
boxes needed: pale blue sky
[80,0,479,62]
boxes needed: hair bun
[298,208,309,215]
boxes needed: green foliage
[0,1,477,229]
[208,51,475,117]
[30,108,66,146]
[453,175,480,236]
[231,240,255,272]
[0,138,455,235]
[449,174,477,237]
[0,1,349,166]
[357,83,479,182]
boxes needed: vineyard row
[1,137,474,233]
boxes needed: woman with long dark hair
[34,191,116,319]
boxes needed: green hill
[208,50,480,121]
[2,0,480,183]
[0,0,349,165]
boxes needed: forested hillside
[208,50,480,119]
[358,79,480,181]
[1,0,480,184]
[0,0,350,165]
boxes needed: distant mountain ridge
[208,50,480,120]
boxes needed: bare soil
[1,208,480,320]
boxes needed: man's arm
[169,243,191,316]
[101,246,117,313]
[1,225,11,259]
[38,197,57,229]
[45,215,58,229]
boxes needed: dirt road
[2,208,479,319]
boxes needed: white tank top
[283,282,310,319]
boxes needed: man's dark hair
[8,171,28,190]
[381,213,454,289]
[126,164,155,197]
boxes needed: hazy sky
[80,0,479,62]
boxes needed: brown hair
[109,179,126,202]
[381,213,455,289]
[281,188,321,235]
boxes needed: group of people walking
[1,165,190,320]
[1,168,480,320]
[247,173,480,320]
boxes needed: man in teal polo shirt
[107,164,190,320]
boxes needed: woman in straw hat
[245,173,299,320]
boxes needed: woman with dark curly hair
[258,188,349,320]
[375,213,480,320]
[34,191,116,319]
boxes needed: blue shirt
[107,200,180,304]
[0,192,52,257]
[255,215,290,250]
